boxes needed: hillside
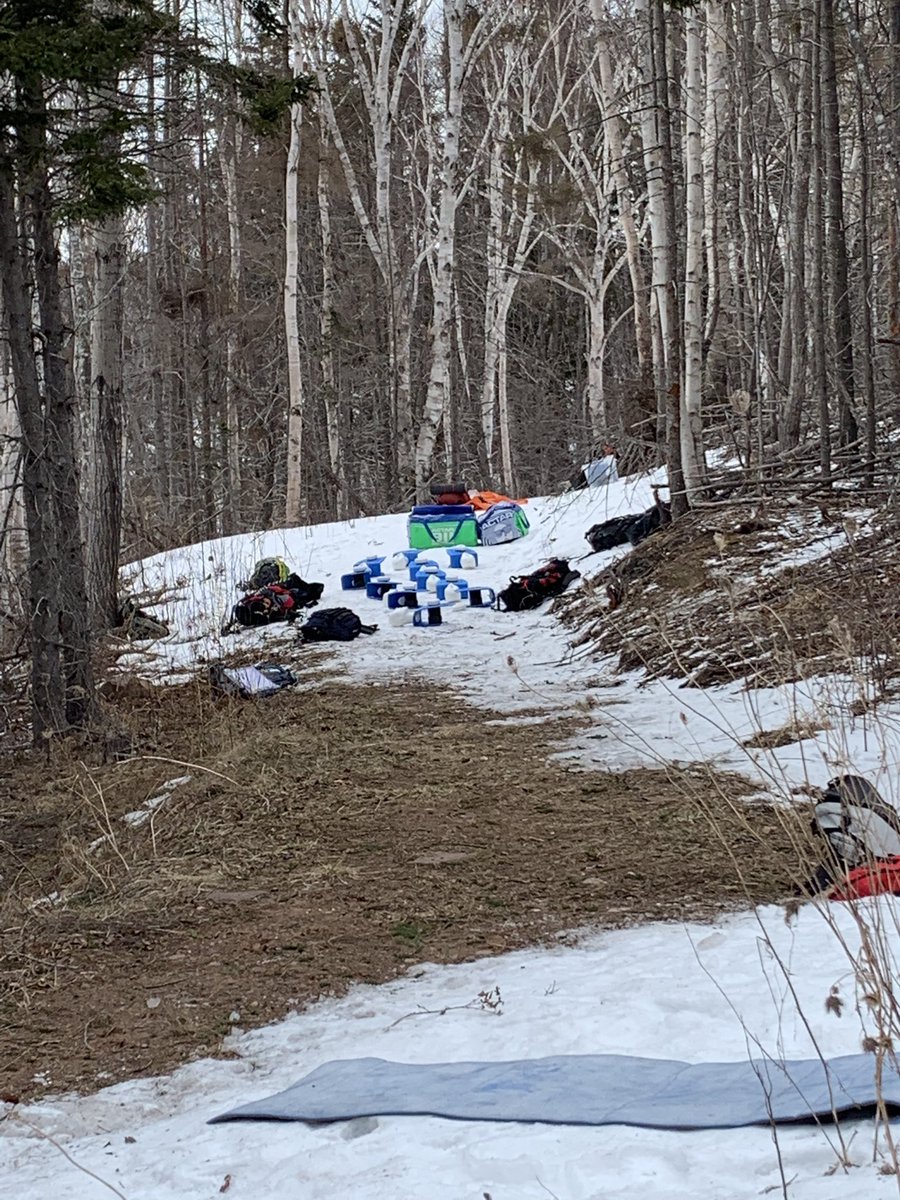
[3,475,900,1200]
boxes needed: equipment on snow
[408,504,480,549]
[226,575,323,632]
[429,480,470,505]
[467,585,496,608]
[239,557,291,591]
[298,607,378,643]
[446,546,478,570]
[813,775,900,869]
[365,576,398,600]
[585,492,671,554]
[476,501,530,546]
[496,559,580,612]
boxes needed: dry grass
[558,499,900,694]
[0,672,805,1100]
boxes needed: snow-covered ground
[6,471,900,1199]
[121,469,900,805]
[4,903,900,1199]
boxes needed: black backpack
[585,497,671,554]
[496,559,581,613]
[585,515,638,553]
[299,607,378,643]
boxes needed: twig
[12,1113,130,1200]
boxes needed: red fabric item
[266,584,295,612]
[829,857,900,900]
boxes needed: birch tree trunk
[636,0,685,510]
[415,0,465,494]
[284,0,305,527]
[779,19,812,449]
[481,130,504,473]
[0,305,27,651]
[701,0,728,383]
[307,0,423,495]
[889,0,900,401]
[821,0,858,450]
[591,0,652,378]
[317,109,346,516]
[681,7,705,504]
[811,0,831,479]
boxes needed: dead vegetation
[558,499,900,696]
[1,673,804,1101]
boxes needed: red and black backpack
[496,558,581,612]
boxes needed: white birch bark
[538,6,629,447]
[591,0,652,376]
[635,0,674,410]
[481,130,504,471]
[415,0,466,493]
[317,108,344,516]
[0,324,26,643]
[681,6,705,503]
[480,103,539,482]
[284,0,305,527]
[306,0,426,492]
[701,0,728,360]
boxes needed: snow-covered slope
[6,473,900,1199]
[123,471,900,804]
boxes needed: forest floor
[0,671,803,1102]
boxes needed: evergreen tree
[0,0,169,742]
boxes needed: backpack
[496,559,581,613]
[585,499,671,554]
[298,607,378,643]
[241,557,290,590]
[282,574,324,607]
[229,576,323,630]
[585,515,637,554]
[812,775,900,868]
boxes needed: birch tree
[285,0,306,526]
[415,0,493,492]
[635,0,685,510]
[680,4,705,502]
[590,0,652,382]
[479,8,543,485]
[304,0,426,495]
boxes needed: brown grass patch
[559,500,900,694]
[1,674,803,1101]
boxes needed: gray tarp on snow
[210,1052,899,1130]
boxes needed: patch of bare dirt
[1,675,804,1101]
[559,499,900,692]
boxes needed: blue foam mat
[210,1052,900,1130]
